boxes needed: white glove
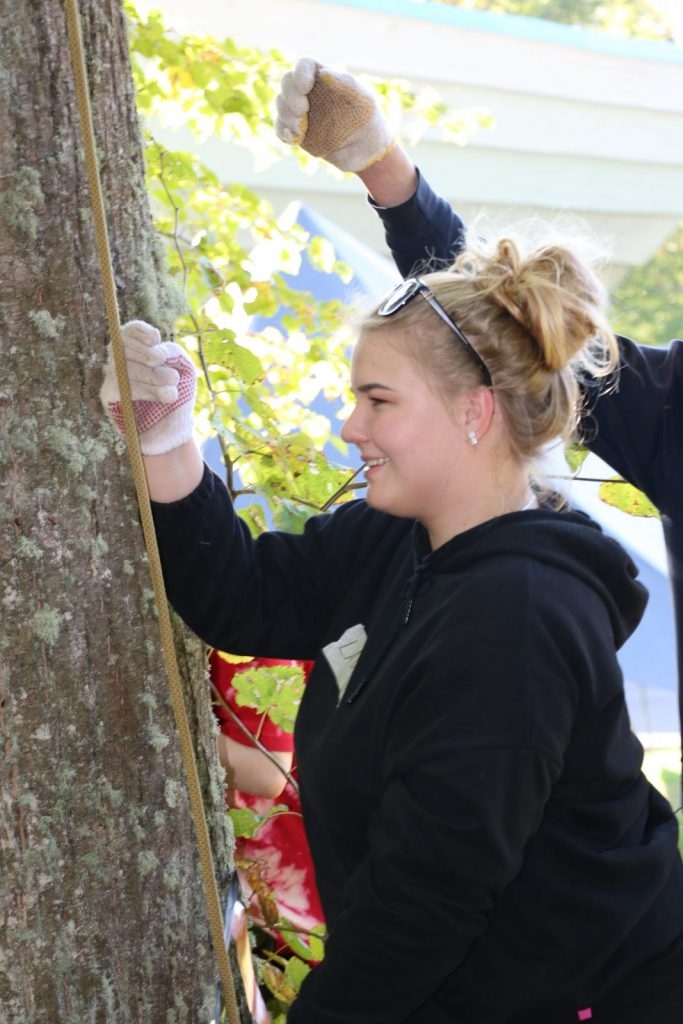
[274,57,395,173]
[100,320,197,455]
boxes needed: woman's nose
[341,404,366,445]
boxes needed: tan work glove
[274,57,396,172]
[100,320,197,455]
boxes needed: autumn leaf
[598,478,660,518]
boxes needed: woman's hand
[274,57,396,172]
[100,319,197,455]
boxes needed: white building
[141,0,683,285]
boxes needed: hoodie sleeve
[369,168,467,278]
[150,464,405,658]
[582,335,683,517]
[288,561,613,1024]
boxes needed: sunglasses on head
[377,277,492,387]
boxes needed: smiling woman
[341,231,616,548]
[342,334,487,546]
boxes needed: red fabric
[210,653,325,944]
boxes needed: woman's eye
[369,396,386,407]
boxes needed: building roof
[313,0,683,62]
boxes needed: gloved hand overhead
[274,57,396,173]
[100,320,197,455]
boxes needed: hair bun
[475,237,609,373]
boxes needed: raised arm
[275,60,683,519]
[275,58,466,276]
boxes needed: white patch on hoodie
[323,623,368,704]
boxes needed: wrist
[357,145,418,208]
[144,439,204,503]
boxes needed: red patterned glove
[100,320,197,455]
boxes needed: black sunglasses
[377,277,492,387]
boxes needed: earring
[467,430,478,447]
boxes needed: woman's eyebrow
[354,382,397,394]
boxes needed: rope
[64,3,241,1020]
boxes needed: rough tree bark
[0,1,240,1020]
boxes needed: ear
[463,386,496,440]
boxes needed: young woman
[101,233,683,1022]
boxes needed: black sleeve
[150,464,393,659]
[582,335,683,516]
[369,168,467,278]
[150,465,334,657]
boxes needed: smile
[364,457,389,469]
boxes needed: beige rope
[63,2,241,1019]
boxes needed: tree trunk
[0,1,239,1019]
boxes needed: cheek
[410,408,461,466]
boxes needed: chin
[365,488,411,520]
[364,486,388,512]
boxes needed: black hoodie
[152,466,683,1024]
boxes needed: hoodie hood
[413,507,648,650]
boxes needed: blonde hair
[359,231,619,464]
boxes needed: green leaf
[565,442,589,473]
[228,802,289,838]
[237,504,269,538]
[305,924,327,962]
[201,336,264,384]
[231,664,307,732]
[272,499,316,534]
[307,236,338,274]
[278,920,326,962]
[283,954,312,992]
[598,479,660,518]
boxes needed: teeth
[365,458,388,468]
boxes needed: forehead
[351,328,473,418]
[350,330,413,385]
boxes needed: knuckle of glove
[158,342,197,380]
[283,91,309,119]
[337,69,374,102]
[275,97,306,143]
[292,57,318,91]
[280,71,310,110]
[121,319,161,348]
[152,363,181,389]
